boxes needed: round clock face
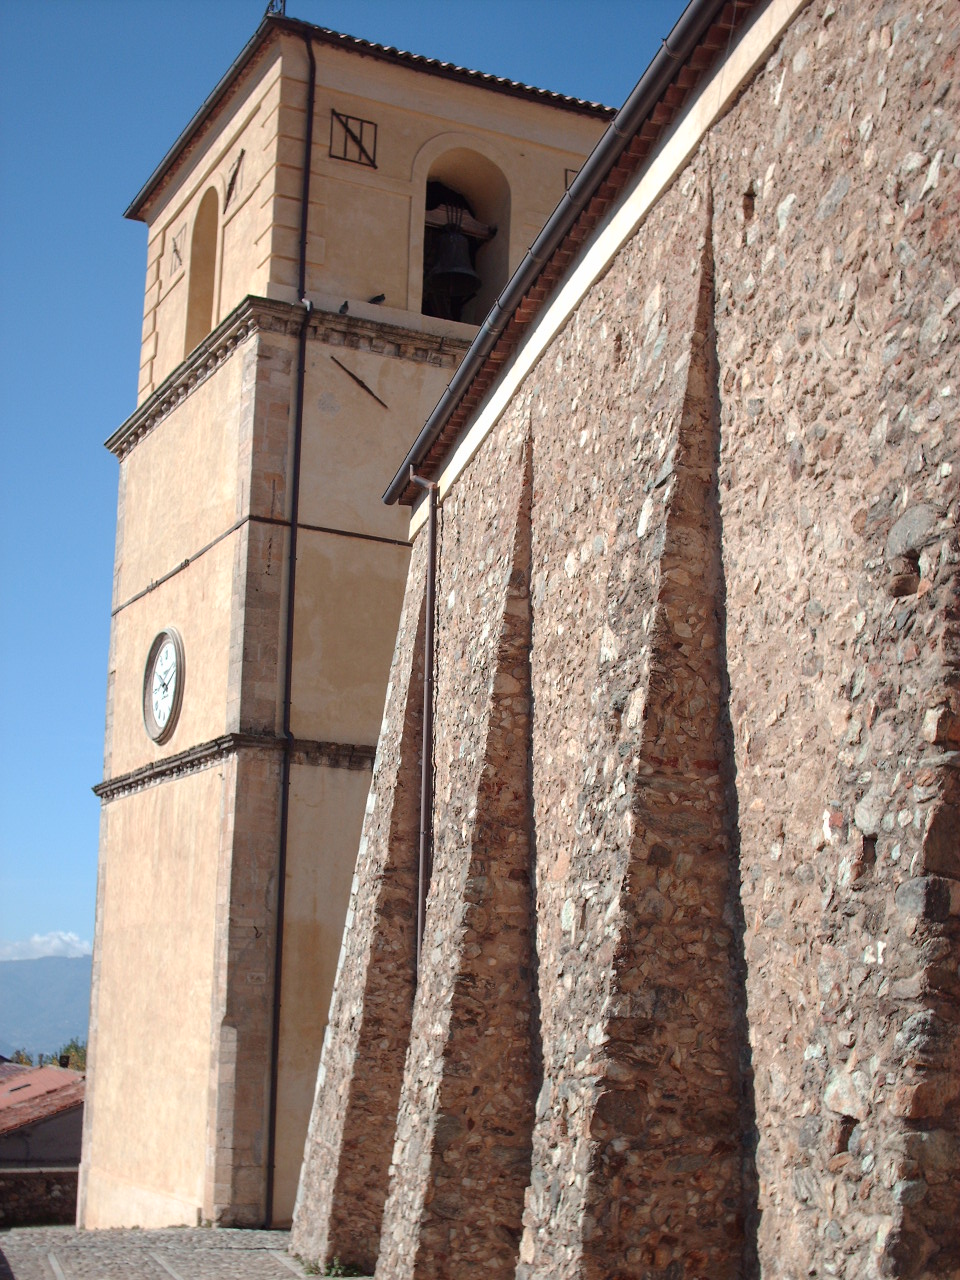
[143,628,185,743]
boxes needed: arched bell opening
[184,187,219,357]
[421,150,510,326]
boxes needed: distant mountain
[0,955,92,1060]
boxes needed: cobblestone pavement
[0,1226,371,1280]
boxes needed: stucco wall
[80,769,224,1229]
[91,4,609,1233]
[0,1109,83,1168]
[137,32,605,400]
[87,304,474,1229]
[141,48,284,398]
[296,342,454,542]
[272,761,376,1223]
[270,37,603,322]
[108,539,236,778]
[116,354,246,602]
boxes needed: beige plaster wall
[93,307,452,1232]
[275,37,603,318]
[80,769,223,1228]
[108,536,235,778]
[141,50,285,399]
[297,345,454,540]
[272,761,375,1223]
[137,31,605,399]
[95,16,607,1235]
[290,532,409,746]
[117,357,246,604]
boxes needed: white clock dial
[143,629,185,743]
[152,642,177,725]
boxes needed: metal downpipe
[408,468,438,985]
[265,29,316,1228]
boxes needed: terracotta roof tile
[0,1066,85,1136]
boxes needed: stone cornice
[94,731,376,801]
[106,296,472,461]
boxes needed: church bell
[424,206,481,318]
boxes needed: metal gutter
[383,0,736,506]
[407,471,439,985]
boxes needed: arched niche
[184,187,219,357]
[413,143,511,326]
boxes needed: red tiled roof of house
[0,1066,85,1136]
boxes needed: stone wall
[374,432,538,1279]
[0,1171,78,1227]
[294,0,959,1276]
[708,2,959,1273]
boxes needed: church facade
[79,13,607,1230]
[291,0,960,1276]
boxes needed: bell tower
[80,11,608,1229]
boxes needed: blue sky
[0,0,681,961]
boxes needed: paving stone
[0,1227,339,1280]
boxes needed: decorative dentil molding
[106,296,472,461]
[94,731,376,802]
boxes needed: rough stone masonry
[293,0,959,1276]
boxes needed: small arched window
[421,150,510,326]
[184,188,219,357]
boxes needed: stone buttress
[518,172,752,1280]
[374,430,537,1279]
[294,164,756,1279]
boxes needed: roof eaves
[125,15,613,223]
[290,22,614,118]
[0,1077,85,1137]
[124,16,276,222]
